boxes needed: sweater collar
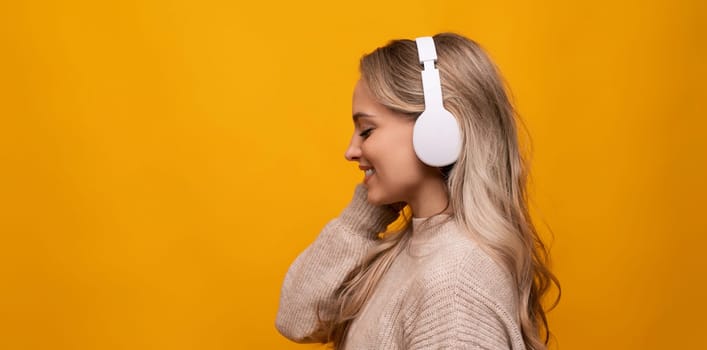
[409,214,454,254]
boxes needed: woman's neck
[408,178,451,218]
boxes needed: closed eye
[359,128,373,139]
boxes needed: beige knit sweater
[276,184,527,349]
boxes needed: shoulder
[408,221,519,320]
[400,223,525,348]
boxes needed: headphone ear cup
[413,109,462,167]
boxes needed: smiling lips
[359,165,376,183]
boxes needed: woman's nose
[344,137,361,161]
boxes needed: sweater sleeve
[275,184,399,343]
[403,258,526,350]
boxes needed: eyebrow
[352,112,375,123]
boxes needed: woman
[275,32,560,350]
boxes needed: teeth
[365,168,376,176]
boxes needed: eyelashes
[359,128,373,139]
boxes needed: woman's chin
[366,190,399,207]
[366,193,383,206]
[365,190,386,206]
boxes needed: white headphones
[413,36,462,167]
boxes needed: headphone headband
[415,36,438,63]
[415,37,445,114]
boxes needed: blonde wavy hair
[315,32,561,349]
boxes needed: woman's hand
[339,184,402,235]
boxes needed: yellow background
[1,0,705,349]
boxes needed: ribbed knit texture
[276,184,527,349]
